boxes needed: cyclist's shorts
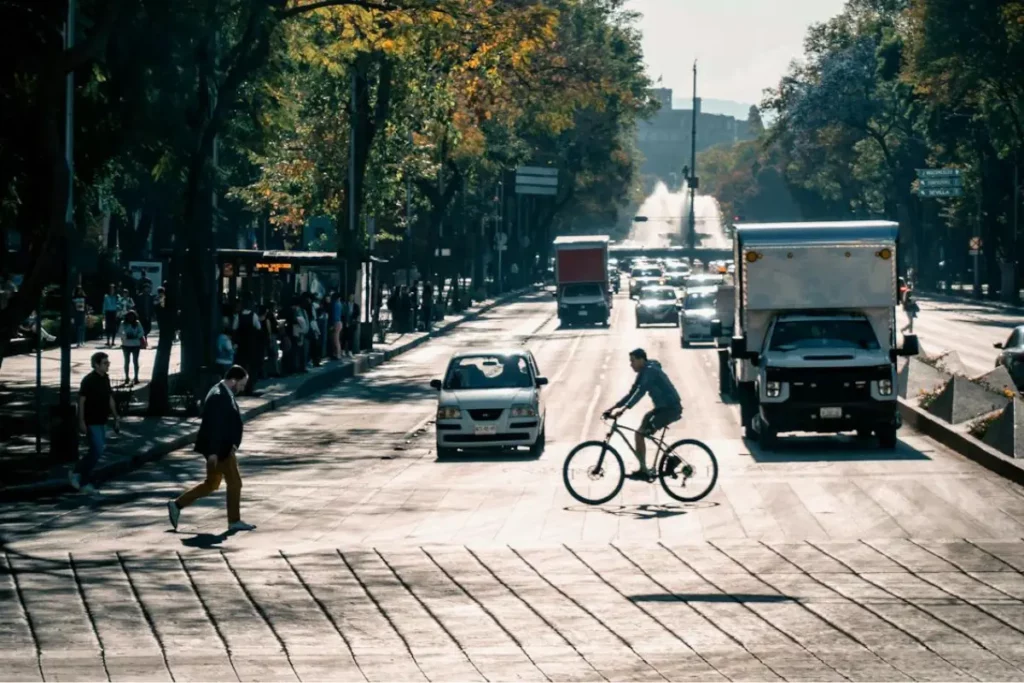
[639,405,682,436]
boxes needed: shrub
[918,385,943,408]
[969,411,1001,440]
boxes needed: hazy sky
[627,0,848,105]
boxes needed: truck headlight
[766,381,781,398]
[437,406,462,420]
[510,404,537,417]
[878,379,893,396]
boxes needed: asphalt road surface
[4,292,1024,681]
[904,295,1020,377]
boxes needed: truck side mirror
[900,334,920,357]
[430,379,442,390]
[710,321,723,338]
[749,352,760,367]
[994,342,1004,349]
[729,336,746,358]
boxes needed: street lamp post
[686,60,699,250]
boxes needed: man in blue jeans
[72,352,120,494]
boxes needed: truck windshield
[562,283,602,297]
[684,292,716,309]
[769,319,880,352]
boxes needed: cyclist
[605,348,682,480]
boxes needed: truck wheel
[636,319,642,328]
[739,383,757,438]
[878,427,898,449]
[759,418,777,450]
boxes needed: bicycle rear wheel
[658,438,718,503]
[563,441,625,505]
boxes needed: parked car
[431,349,548,457]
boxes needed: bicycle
[562,413,719,506]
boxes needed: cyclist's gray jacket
[614,360,681,410]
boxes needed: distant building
[637,88,753,182]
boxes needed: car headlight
[437,406,462,420]
[510,404,537,418]
[878,379,893,396]
[766,381,781,398]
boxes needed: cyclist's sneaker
[626,469,655,482]
[664,454,682,478]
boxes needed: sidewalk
[0,286,536,500]
[918,284,1024,313]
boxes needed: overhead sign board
[516,165,559,196]
[918,187,963,198]
[917,168,961,178]
[918,176,962,188]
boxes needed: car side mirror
[710,321,723,338]
[899,334,920,357]
[535,376,549,387]
[430,379,442,390]
[994,342,1004,349]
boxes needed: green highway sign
[917,168,961,178]
[918,176,962,188]
[918,186,963,198]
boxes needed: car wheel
[681,336,690,348]
[530,428,546,457]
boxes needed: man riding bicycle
[604,348,682,480]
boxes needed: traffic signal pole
[687,60,698,250]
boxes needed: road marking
[579,385,602,443]
[551,333,584,385]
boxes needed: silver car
[680,286,719,347]
[431,350,548,457]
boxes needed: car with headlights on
[680,285,719,347]
[994,325,1024,389]
[430,350,548,458]
[629,265,663,298]
[682,273,725,293]
[635,286,680,327]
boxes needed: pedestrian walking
[118,288,135,320]
[167,365,256,532]
[102,284,119,347]
[216,320,235,377]
[72,285,87,347]
[119,310,145,384]
[329,292,343,359]
[901,290,920,333]
[71,352,120,494]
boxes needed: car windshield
[684,291,716,309]
[632,267,661,277]
[562,283,602,297]
[444,355,534,390]
[642,289,676,301]
[685,276,720,288]
[769,319,880,352]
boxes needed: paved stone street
[4,293,1024,681]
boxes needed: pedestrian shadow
[180,528,239,549]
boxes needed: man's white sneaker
[80,484,97,494]
[228,521,256,532]
[167,501,181,531]
[68,471,81,491]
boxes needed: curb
[0,286,538,501]
[897,398,1024,486]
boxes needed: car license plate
[474,424,498,435]
[820,407,842,419]
[578,310,588,316]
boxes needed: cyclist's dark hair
[629,348,647,361]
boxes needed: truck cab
[718,221,919,450]
[553,235,611,327]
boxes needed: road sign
[496,232,507,248]
[516,165,559,196]
[970,236,982,250]
[919,176,962,188]
[918,187,963,198]
[917,168,961,178]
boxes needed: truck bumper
[760,400,900,434]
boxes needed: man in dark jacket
[606,348,682,480]
[167,365,255,532]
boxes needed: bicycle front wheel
[563,441,625,506]
[658,438,719,503]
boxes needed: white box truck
[714,221,919,449]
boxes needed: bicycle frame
[602,418,671,463]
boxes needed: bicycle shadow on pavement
[563,501,718,521]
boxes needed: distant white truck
[714,221,919,450]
